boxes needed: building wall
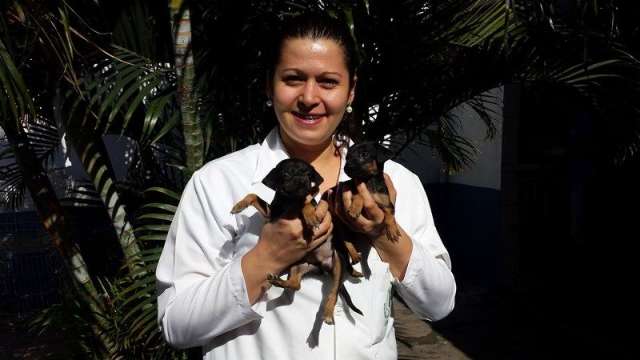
[447,87,503,191]
[396,87,504,286]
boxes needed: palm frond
[0,147,26,209]
[60,180,104,208]
[22,113,62,167]
[104,185,181,357]
[447,0,513,47]
[424,112,479,174]
[0,37,37,126]
[62,47,177,146]
[0,113,62,210]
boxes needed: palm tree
[0,2,119,355]
[1,0,180,355]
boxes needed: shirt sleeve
[156,169,265,349]
[389,166,456,322]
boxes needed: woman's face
[270,37,355,151]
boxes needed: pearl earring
[346,105,353,114]
[266,99,273,107]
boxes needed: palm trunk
[170,0,204,177]
[68,131,143,272]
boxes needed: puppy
[231,158,361,324]
[343,142,402,242]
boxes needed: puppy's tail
[338,284,363,316]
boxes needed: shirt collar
[250,127,353,203]
[252,127,291,185]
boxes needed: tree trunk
[171,0,204,177]
[68,130,143,273]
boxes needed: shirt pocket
[364,252,394,346]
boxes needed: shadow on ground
[393,278,636,360]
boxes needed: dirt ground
[394,299,469,360]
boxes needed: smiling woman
[271,37,355,159]
[156,12,455,360]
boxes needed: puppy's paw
[302,204,321,227]
[343,241,361,265]
[232,193,269,216]
[382,212,401,242]
[230,200,249,214]
[323,315,335,325]
[385,223,402,243]
[346,206,361,219]
[347,195,364,219]
[267,273,281,286]
[350,251,361,265]
[303,213,321,228]
[323,294,337,324]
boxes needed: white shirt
[156,128,456,360]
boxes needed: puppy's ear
[262,167,281,190]
[375,144,393,165]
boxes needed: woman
[156,13,456,359]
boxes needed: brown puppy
[343,142,402,242]
[231,158,361,324]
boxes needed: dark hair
[266,12,360,145]
[266,12,358,87]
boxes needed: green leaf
[135,234,168,242]
[137,213,175,222]
[0,38,36,123]
[122,296,155,323]
[149,110,180,145]
[141,202,178,213]
[141,93,174,144]
[144,187,181,200]
[133,224,171,233]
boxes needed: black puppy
[232,158,322,229]
[344,142,402,242]
[231,158,361,324]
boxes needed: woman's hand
[242,200,332,304]
[329,174,412,280]
[258,199,333,273]
[329,174,397,241]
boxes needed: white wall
[398,87,504,190]
[447,87,503,190]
